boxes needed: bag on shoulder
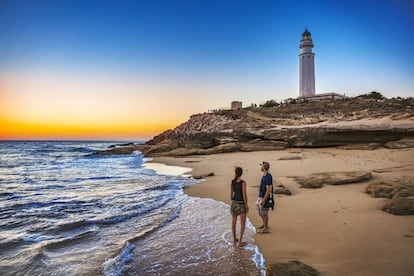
[264,185,275,210]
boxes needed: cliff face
[96,98,414,157]
[135,98,414,156]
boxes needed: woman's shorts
[231,201,247,216]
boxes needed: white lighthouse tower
[299,29,316,97]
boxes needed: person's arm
[261,185,272,206]
[242,181,248,212]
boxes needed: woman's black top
[232,180,244,203]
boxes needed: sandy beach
[153,148,414,275]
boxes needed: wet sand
[153,148,414,275]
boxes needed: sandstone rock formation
[93,98,414,157]
[366,179,414,215]
[274,184,292,195]
[293,171,372,189]
[278,156,303,160]
[267,260,320,276]
[192,172,215,179]
[385,138,414,149]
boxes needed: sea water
[0,141,264,275]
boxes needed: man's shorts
[256,197,269,217]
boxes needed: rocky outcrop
[385,138,414,149]
[93,144,150,155]
[274,184,292,195]
[366,179,414,215]
[192,172,215,179]
[93,98,414,157]
[293,171,372,189]
[337,143,382,150]
[279,156,303,160]
[366,181,401,198]
[240,140,288,151]
[263,126,413,148]
[267,260,320,276]
[383,196,414,216]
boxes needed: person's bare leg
[232,215,238,243]
[238,213,247,247]
[263,215,270,232]
[260,215,266,230]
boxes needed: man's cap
[260,161,270,170]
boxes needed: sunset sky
[1,0,413,140]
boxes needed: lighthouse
[299,29,316,97]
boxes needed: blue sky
[0,0,413,139]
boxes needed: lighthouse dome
[301,29,312,41]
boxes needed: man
[256,161,272,234]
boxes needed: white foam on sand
[143,162,193,177]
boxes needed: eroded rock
[294,171,372,188]
[366,181,401,198]
[367,178,414,215]
[274,185,292,195]
[267,260,320,276]
[338,143,382,150]
[278,156,302,160]
[93,98,414,157]
[385,138,414,149]
[192,172,215,179]
[383,196,414,216]
[240,140,288,152]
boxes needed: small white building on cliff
[231,101,242,110]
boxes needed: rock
[92,145,149,156]
[367,178,414,215]
[383,196,414,216]
[150,147,199,157]
[240,139,288,152]
[365,181,401,198]
[274,185,292,195]
[267,260,320,276]
[264,126,412,148]
[372,165,407,173]
[385,138,414,149]
[294,179,324,189]
[294,171,372,188]
[278,156,302,160]
[338,143,381,150]
[144,141,179,156]
[97,98,414,157]
[192,172,215,179]
[199,143,240,155]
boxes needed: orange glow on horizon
[0,70,211,141]
[0,117,178,140]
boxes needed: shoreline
[152,148,414,275]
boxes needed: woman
[230,167,249,247]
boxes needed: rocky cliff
[96,98,414,157]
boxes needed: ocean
[0,141,264,275]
